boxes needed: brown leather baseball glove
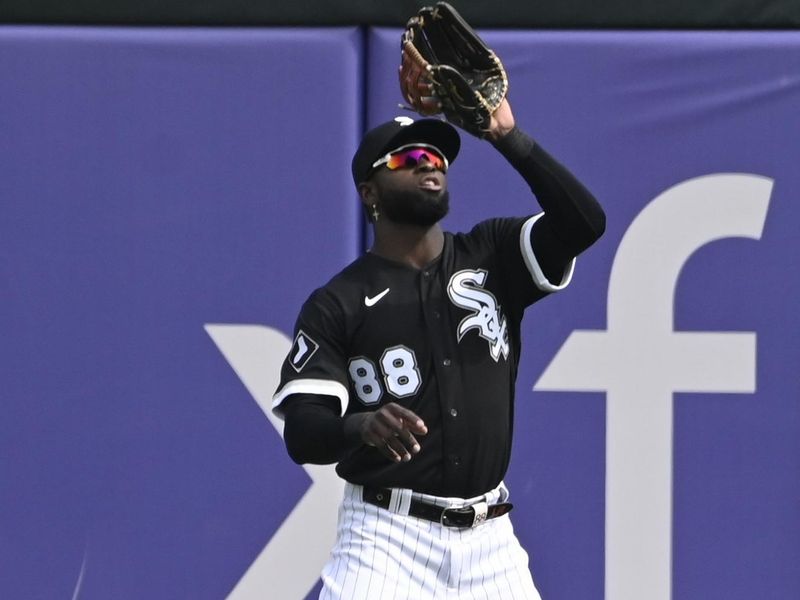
[399,2,509,137]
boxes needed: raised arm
[489,99,606,281]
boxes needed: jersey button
[451,455,461,466]
[442,358,451,367]
[423,270,431,278]
[449,408,458,418]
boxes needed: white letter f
[535,174,772,600]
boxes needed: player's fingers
[403,416,428,436]
[361,418,396,447]
[371,431,411,462]
[381,439,405,462]
[385,403,428,434]
[384,425,421,456]
[362,412,421,462]
[372,405,406,434]
[362,414,410,447]
[399,430,422,455]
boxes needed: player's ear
[358,181,377,206]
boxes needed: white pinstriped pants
[319,482,542,600]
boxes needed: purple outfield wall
[1,26,798,600]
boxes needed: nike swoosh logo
[364,288,390,307]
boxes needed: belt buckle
[440,506,469,527]
[440,501,489,528]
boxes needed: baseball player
[271,95,605,599]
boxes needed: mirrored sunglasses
[371,143,448,173]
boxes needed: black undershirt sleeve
[492,127,606,282]
[282,393,366,465]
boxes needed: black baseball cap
[351,116,461,186]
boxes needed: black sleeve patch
[289,330,320,373]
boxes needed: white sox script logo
[447,269,509,362]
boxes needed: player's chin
[418,189,449,213]
[419,192,450,223]
[417,186,447,204]
[381,187,449,225]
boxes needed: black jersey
[273,214,574,498]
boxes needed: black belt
[362,486,513,528]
